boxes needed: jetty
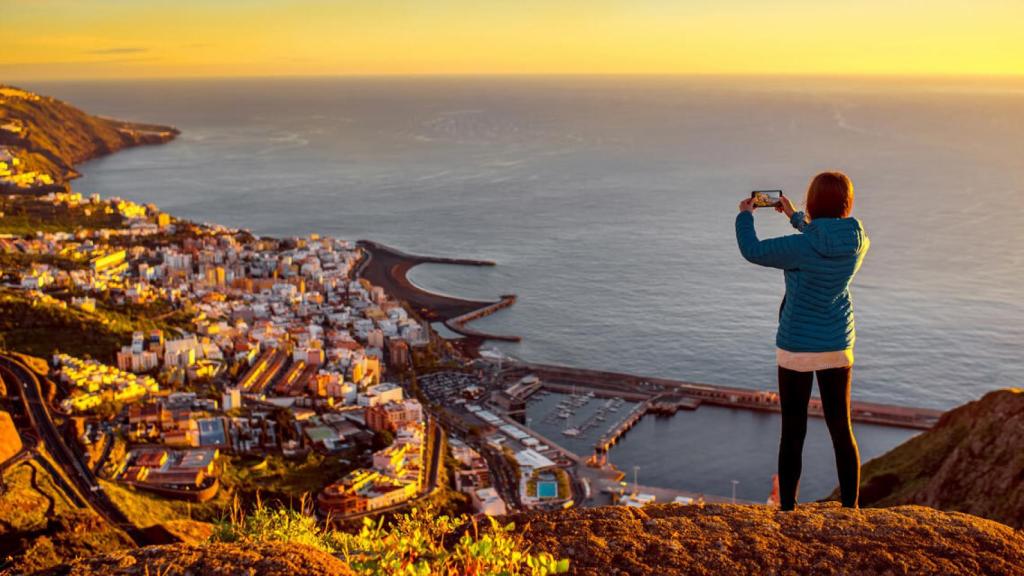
[445,294,521,342]
[592,399,651,465]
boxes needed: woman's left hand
[739,197,756,213]
[775,194,797,217]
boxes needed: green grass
[99,478,227,528]
[0,209,124,236]
[211,501,570,576]
[221,452,356,503]
[0,288,133,362]
[0,460,75,534]
[0,456,133,574]
[0,251,85,272]
[0,287,194,363]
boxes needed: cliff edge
[39,503,1024,575]
[514,502,1024,576]
[840,388,1024,529]
[0,85,178,192]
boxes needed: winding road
[0,354,148,545]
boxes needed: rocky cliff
[0,85,177,192]
[39,503,1024,576]
[841,388,1024,529]
[514,502,1024,576]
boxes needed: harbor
[523,383,919,502]
[511,362,943,431]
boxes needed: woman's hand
[739,197,756,213]
[775,194,797,218]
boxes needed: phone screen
[752,190,782,207]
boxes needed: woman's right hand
[775,194,797,218]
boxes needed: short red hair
[806,171,854,219]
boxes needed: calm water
[29,77,1024,499]
[527,392,913,501]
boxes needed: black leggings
[778,365,860,510]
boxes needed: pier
[445,294,521,342]
[648,394,702,415]
[592,399,651,465]
[507,362,945,433]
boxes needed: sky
[3,0,1023,80]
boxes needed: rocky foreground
[39,503,1024,575]
[36,542,354,576]
[513,502,1024,576]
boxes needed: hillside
[0,460,134,574]
[0,410,21,464]
[0,85,177,192]
[839,388,1024,529]
[38,503,1024,575]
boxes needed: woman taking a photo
[735,171,869,511]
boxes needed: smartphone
[751,190,782,208]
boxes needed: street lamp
[731,480,739,504]
[633,465,640,495]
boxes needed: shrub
[210,499,569,576]
[332,507,569,576]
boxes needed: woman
[735,171,869,511]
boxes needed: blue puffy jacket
[735,210,869,352]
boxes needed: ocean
[31,76,1024,500]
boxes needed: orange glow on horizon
[3,1,1023,81]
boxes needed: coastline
[0,85,179,194]
[355,239,520,343]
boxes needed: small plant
[210,498,569,576]
[333,507,568,576]
[210,494,329,551]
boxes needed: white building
[222,388,241,411]
[471,487,508,516]
[358,382,404,407]
[164,336,200,368]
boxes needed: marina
[511,362,944,431]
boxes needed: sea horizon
[27,74,1022,500]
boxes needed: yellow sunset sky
[3,0,1023,80]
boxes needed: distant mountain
[841,388,1024,529]
[0,85,177,193]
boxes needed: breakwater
[357,240,520,341]
[510,362,943,431]
[445,294,521,341]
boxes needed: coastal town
[0,184,600,524]
[0,85,946,548]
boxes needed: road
[0,354,149,545]
[431,406,523,509]
[424,416,444,492]
[323,415,446,523]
